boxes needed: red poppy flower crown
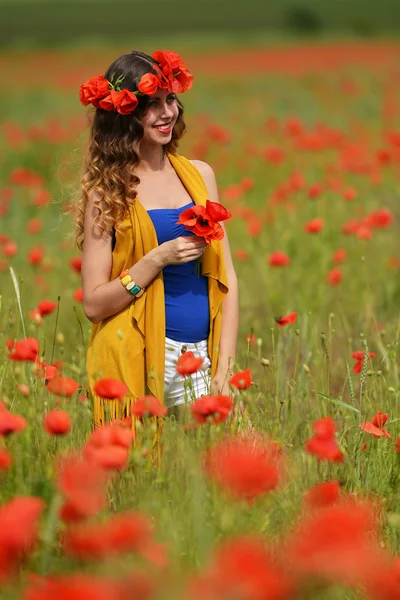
[79,49,194,116]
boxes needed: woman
[75,49,239,426]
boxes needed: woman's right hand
[158,236,207,266]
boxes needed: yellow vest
[87,152,229,426]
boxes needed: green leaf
[314,390,360,413]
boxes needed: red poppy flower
[307,183,323,199]
[0,403,27,436]
[228,368,252,390]
[268,251,290,267]
[388,256,400,270]
[356,226,373,240]
[332,248,347,264]
[47,376,80,397]
[247,218,262,237]
[35,360,59,383]
[240,175,255,191]
[367,208,392,229]
[176,205,224,245]
[395,437,400,453]
[99,89,139,115]
[33,188,50,207]
[0,449,12,471]
[205,199,231,223]
[327,267,343,286]
[204,435,283,503]
[28,245,44,265]
[24,575,120,600]
[263,146,285,164]
[28,308,43,325]
[176,351,204,376]
[94,378,128,400]
[79,74,110,108]
[152,49,194,93]
[304,416,344,463]
[84,444,129,471]
[0,496,45,582]
[86,423,134,450]
[130,396,167,418]
[57,454,110,523]
[352,351,376,374]
[342,219,360,235]
[63,510,163,563]
[287,498,382,586]
[26,218,42,234]
[138,72,167,95]
[7,337,39,362]
[234,248,248,261]
[245,333,257,346]
[2,241,18,257]
[69,256,82,274]
[188,535,293,600]
[304,218,324,234]
[275,312,297,327]
[74,287,83,302]
[9,167,43,187]
[190,395,233,424]
[43,410,71,436]
[206,123,232,144]
[304,480,341,508]
[352,351,376,361]
[343,187,357,201]
[37,299,57,316]
[359,410,391,439]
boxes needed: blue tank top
[147,201,210,342]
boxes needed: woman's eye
[149,96,175,107]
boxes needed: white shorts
[164,336,212,409]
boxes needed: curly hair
[72,50,187,250]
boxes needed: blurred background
[1,0,400,47]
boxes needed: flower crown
[79,50,194,115]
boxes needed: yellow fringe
[92,394,137,428]
[91,394,163,468]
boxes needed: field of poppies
[2,39,400,598]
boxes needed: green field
[1,35,400,598]
[1,0,400,48]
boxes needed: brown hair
[72,50,187,250]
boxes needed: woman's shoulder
[187,159,215,180]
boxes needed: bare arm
[216,221,239,375]
[81,191,206,324]
[192,160,239,375]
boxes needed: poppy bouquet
[176,200,232,275]
[79,50,194,115]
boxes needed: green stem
[40,493,62,575]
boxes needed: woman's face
[139,87,179,147]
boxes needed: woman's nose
[161,103,174,118]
